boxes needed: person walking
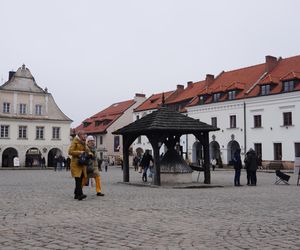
[68,130,87,200]
[139,150,153,182]
[244,148,259,186]
[65,156,71,171]
[133,155,139,171]
[233,149,242,186]
[82,135,104,196]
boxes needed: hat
[86,135,95,142]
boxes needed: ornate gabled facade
[0,64,72,167]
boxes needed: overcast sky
[1,0,300,127]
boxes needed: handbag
[78,152,89,166]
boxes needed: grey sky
[1,0,300,127]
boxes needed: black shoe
[97,192,105,196]
[77,194,87,200]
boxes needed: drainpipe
[243,102,247,155]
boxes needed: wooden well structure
[113,107,219,186]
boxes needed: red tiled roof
[188,63,267,107]
[75,99,136,134]
[166,81,207,104]
[134,91,174,112]
[248,55,300,97]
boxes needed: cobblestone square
[0,168,299,249]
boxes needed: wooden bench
[189,164,204,182]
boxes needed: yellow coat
[68,136,87,178]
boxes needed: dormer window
[213,93,221,102]
[283,80,294,92]
[199,96,205,105]
[261,85,270,96]
[83,122,91,128]
[228,90,236,100]
[95,121,101,126]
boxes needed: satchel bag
[78,152,89,166]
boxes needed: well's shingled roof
[113,107,219,135]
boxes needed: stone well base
[160,172,193,184]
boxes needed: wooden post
[122,135,130,182]
[203,132,210,184]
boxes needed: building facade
[75,94,146,164]
[0,65,72,167]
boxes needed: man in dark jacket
[244,148,259,186]
[139,150,153,182]
[233,149,242,186]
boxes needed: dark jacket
[244,149,259,171]
[233,150,242,170]
[139,153,153,168]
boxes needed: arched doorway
[192,141,203,164]
[209,141,220,161]
[227,140,240,165]
[25,148,42,167]
[2,148,18,167]
[48,148,62,168]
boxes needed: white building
[0,64,72,167]
[187,55,300,169]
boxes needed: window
[3,102,10,113]
[19,104,27,114]
[261,85,270,95]
[114,135,120,152]
[99,135,103,145]
[18,126,27,139]
[213,93,221,102]
[283,80,294,92]
[274,143,282,160]
[228,90,236,100]
[0,125,9,138]
[137,136,142,144]
[52,127,60,139]
[230,115,236,128]
[95,121,101,126]
[136,115,140,120]
[283,112,292,126]
[35,105,42,115]
[254,115,262,128]
[254,143,262,158]
[36,127,44,139]
[295,143,300,157]
[199,96,205,104]
[211,117,217,127]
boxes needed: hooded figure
[244,148,259,186]
[233,148,242,186]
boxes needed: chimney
[134,93,146,101]
[8,71,15,81]
[176,84,184,91]
[135,93,145,98]
[205,74,214,85]
[187,81,193,88]
[265,55,278,73]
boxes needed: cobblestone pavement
[0,167,299,250]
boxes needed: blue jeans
[142,166,149,182]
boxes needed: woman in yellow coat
[82,135,105,196]
[68,130,87,200]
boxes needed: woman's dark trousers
[234,169,241,186]
[74,173,84,198]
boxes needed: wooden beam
[122,134,137,183]
[148,135,162,186]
